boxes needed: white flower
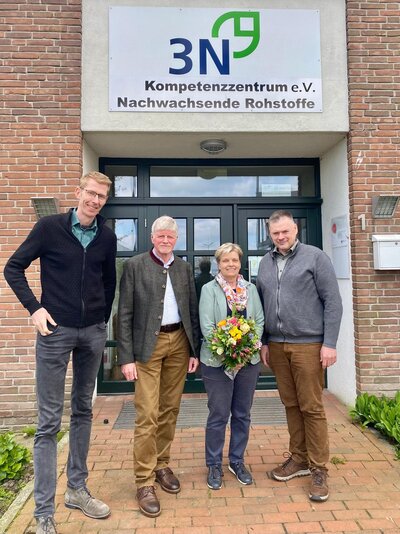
[240,323,250,334]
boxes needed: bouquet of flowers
[208,310,262,371]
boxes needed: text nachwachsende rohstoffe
[113,79,320,112]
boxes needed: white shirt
[152,249,181,325]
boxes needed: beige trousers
[269,341,329,469]
[133,328,190,488]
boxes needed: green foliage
[349,392,400,457]
[0,486,14,511]
[330,455,346,465]
[20,426,67,442]
[21,426,36,438]
[57,428,68,442]
[0,432,31,482]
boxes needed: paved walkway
[7,391,400,534]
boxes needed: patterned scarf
[215,272,248,312]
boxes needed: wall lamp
[200,139,227,155]
[372,195,399,218]
[31,197,60,220]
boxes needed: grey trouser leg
[34,323,106,517]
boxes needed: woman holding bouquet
[199,243,264,490]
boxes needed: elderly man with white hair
[117,215,200,518]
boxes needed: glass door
[147,205,233,392]
[97,158,322,394]
[98,205,232,393]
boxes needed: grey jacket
[117,252,200,364]
[199,279,264,366]
[256,242,343,348]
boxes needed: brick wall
[0,0,83,427]
[347,1,400,394]
[2,0,399,428]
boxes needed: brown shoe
[309,468,329,502]
[136,486,161,517]
[271,455,311,481]
[155,467,181,494]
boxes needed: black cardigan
[4,210,117,327]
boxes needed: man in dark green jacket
[117,215,200,518]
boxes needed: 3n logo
[169,11,260,76]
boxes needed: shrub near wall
[0,0,83,427]
[347,1,400,395]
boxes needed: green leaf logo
[212,11,260,59]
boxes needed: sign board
[109,7,322,113]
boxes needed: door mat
[113,395,286,429]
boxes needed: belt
[159,322,182,333]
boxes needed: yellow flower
[229,327,242,340]
[217,319,227,327]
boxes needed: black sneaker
[207,465,223,490]
[228,462,253,485]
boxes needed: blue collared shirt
[71,209,97,248]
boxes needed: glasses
[81,188,108,202]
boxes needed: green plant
[349,392,400,458]
[57,428,68,442]
[0,432,31,482]
[0,486,14,511]
[330,456,346,465]
[20,426,68,442]
[21,426,36,438]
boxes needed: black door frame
[97,158,322,394]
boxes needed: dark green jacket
[117,252,200,364]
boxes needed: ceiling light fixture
[200,139,227,155]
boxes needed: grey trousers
[34,323,107,518]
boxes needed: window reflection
[103,165,138,198]
[296,218,308,243]
[248,219,273,251]
[114,175,136,197]
[150,166,314,197]
[104,258,126,382]
[115,219,137,252]
[248,256,264,284]
[248,217,307,253]
[194,256,218,301]
[194,219,220,250]
[175,218,186,250]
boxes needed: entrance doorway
[97,159,322,394]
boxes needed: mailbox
[372,235,400,270]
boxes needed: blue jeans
[34,323,107,518]
[201,362,260,466]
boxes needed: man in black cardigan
[117,215,200,518]
[4,171,117,534]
